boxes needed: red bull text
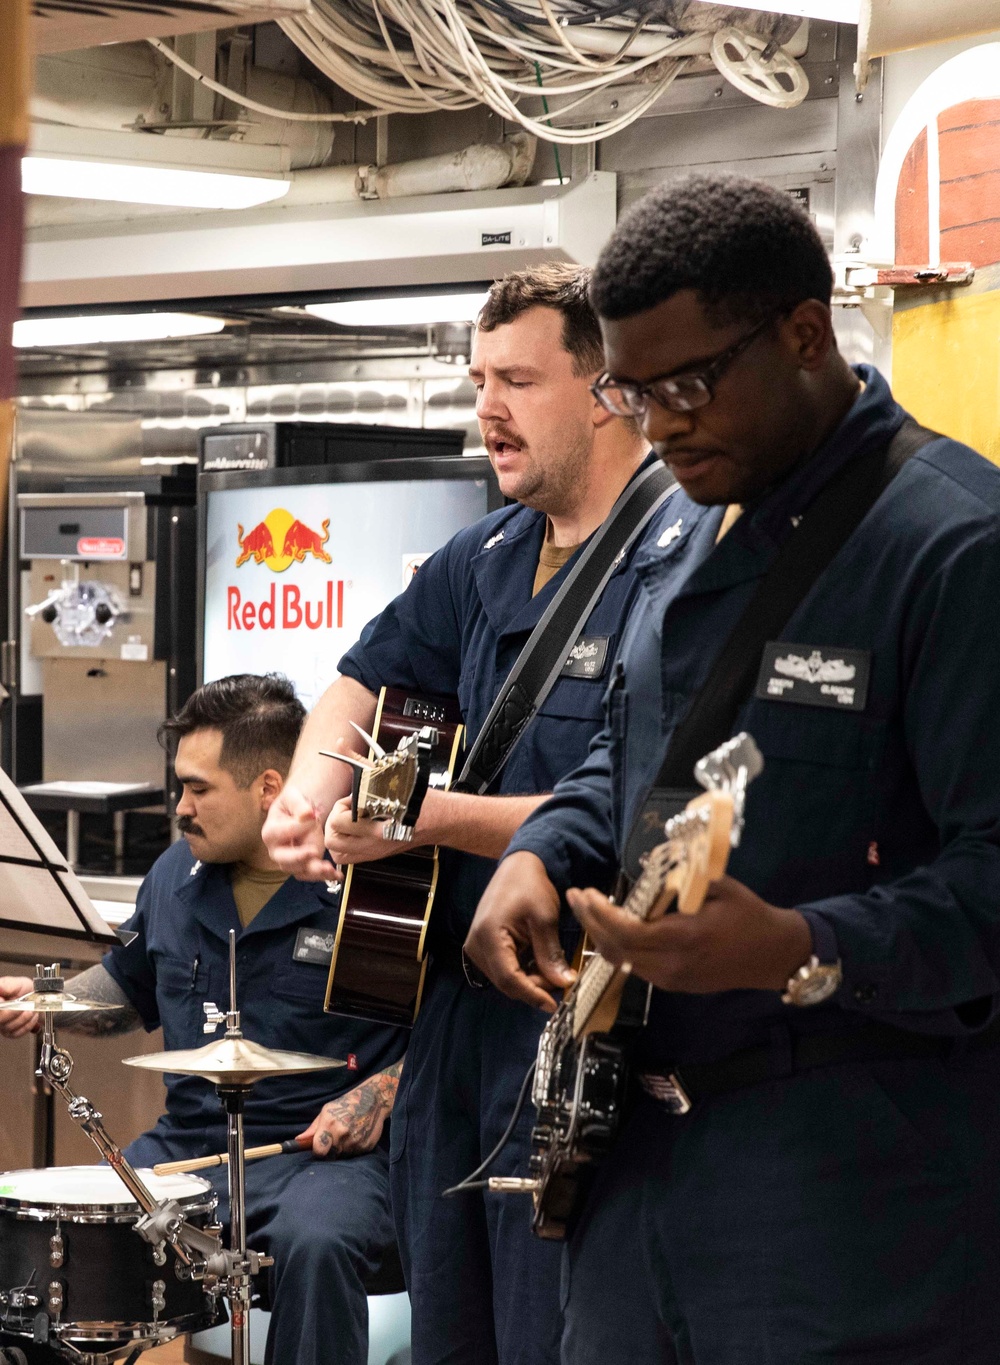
[227,580,345,631]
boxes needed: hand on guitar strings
[295,1063,403,1158]
[262,782,333,882]
[464,851,577,1013]
[567,874,813,995]
[324,793,414,868]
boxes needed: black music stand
[0,765,121,1165]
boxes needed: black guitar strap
[621,417,939,879]
[456,460,678,795]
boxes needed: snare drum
[0,1167,222,1355]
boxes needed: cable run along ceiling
[277,1,812,143]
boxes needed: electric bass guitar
[496,732,763,1239]
[323,686,464,1028]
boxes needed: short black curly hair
[590,174,833,328]
[159,673,305,787]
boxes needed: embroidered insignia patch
[483,530,505,550]
[294,927,336,965]
[755,642,871,711]
[561,635,610,680]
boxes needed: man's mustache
[177,816,205,837]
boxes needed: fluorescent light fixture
[25,124,290,210]
[306,292,491,328]
[22,157,290,209]
[707,0,859,20]
[13,313,226,348]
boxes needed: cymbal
[0,990,121,1014]
[123,1036,345,1086]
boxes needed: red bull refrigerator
[197,446,499,732]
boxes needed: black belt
[639,1015,1000,1114]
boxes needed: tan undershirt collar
[532,521,581,597]
[230,862,288,929]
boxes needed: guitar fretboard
[571,844,673,1038]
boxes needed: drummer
[0,672,406,1365]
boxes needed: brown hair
[477,263,605,376]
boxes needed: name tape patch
[756,642,871,712]
[561,635,609,680]
[294,927,336,966]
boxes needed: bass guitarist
[262,263,680,1365]
[471,176,1000,1365]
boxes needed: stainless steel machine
[15,485,197,843]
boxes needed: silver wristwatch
[782,954,843,1007]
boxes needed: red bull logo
[235,508,331,571]
[227,580,345,632]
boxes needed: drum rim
[52,1306,223,1342]
[1,1196,218,1223]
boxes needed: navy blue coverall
[337,455,680,1365]
[103,838,408,1365]
[506,367,1000,1365]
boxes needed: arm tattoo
[56,964,143,1037]
[323,1061,404,1147]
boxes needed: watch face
[795,965,841,1006]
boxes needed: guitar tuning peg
[349,721,386,760]
[319,749,375,772]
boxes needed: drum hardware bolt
[46,1282,62,1318]
[166,1217,181,1236]
[174,1261,192,1280]
[152,1246,167,1267]
[151,1279,166,1321]
[48,1232,64,1268]
[9,1291,38,1310]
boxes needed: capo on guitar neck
[319,748,374,821]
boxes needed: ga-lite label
[756,642,871,711]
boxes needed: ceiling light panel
[306,293,491,327]
[13,313,226,348]
[25,124,291,210]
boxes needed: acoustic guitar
[492,732,763,1239]
[323,687,464,1028]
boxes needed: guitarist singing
[262,263,680,1365]
[470,175,1000,1365]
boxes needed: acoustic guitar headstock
[321,724,438,842]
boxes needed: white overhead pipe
[26,135,537,225]
[281,134,537,205]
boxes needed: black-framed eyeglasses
[590,313,779,419]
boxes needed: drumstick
[153,1138,303,1176]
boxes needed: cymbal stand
[31,965,225,1272]
[202,932,272,1365]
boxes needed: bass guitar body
[530,974,650,1240]
[522,733,764,1240]
[324,687,464,1029]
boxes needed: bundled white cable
[276,0,808,144]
